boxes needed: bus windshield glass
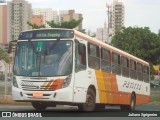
[13,40,73,77]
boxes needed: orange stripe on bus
[49,79,64,90]
[95,70,150,105]
[102,72,112,92]
[95,70,107,103]
[45,81,53,90]
[110,74,118,93]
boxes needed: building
[108,0,125,35]
[33,8,59,27]
[61,10,83,31]
[7,0,32,42]
[0,0,6,3]
[59,10,69,23]
[96,22,110,43]
[32,15,44,26]
[0,4,7,44]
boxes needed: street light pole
[101,29,103,42]
[106,3,111,43]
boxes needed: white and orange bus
[11,28,150,111]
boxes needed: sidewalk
[0,95,30,105]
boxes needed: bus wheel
[130,93,136,111]
[32,102,47,111]
[120,93,136,111]
[78,88,96,111]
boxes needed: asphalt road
[0,104,159,118]
[0,104,159,112]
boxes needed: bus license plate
[33,93,43,97]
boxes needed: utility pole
[101,29,103,42]
[106,3,112,43]
[106,3,110,36]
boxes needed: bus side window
[137,63,143,81]
[75,42,86,72]
[143,66,149,83]
[88,43,100,70]
[130,60,137,79]
[121,56,129,77]
[112,52,121,75]
[101,48,111,72]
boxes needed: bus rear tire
[120,93,136,111]
[78,88,96,111]
[32,102,47,111]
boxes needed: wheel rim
[130,97,135,110]
[86,94,93,106]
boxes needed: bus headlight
[13,77,18,88]
[62,75,71,88]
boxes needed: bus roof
[74,30,149,66]
[20,28,73,33]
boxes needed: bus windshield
[13,40,73,77]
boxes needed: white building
[7,0,32,41]
[60,10,83,31]
[33,8,59,27]
[96,22,111,43]
[108,0,125,35]
[59,10,69,23]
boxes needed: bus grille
[21,81,59,91]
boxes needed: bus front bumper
[12,86,73,102]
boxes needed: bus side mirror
[8,40,17,54]
[8,42,13,54]
[78,44,83,55]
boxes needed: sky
[22,0,160,33]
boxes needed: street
[0,104,159,117]
[0,103,159,112]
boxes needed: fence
[0,60,12,97]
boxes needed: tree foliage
[27,19,83,32]
[111,27,160,64]
[0,48,9,63]
[27,22,45,29]
[47,19,82,29]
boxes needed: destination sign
[18,29,74,40]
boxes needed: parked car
[150,80,159,88]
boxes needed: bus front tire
[120,93,136,111]
[32,102,47,111]
[78,88,96,111]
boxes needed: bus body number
[122,81,141,90]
